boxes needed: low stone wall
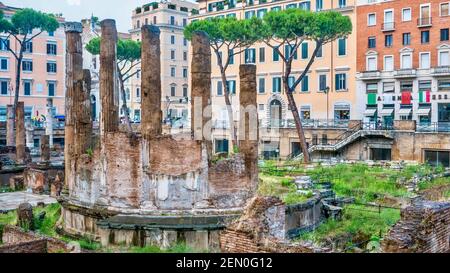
[1,225,73,253]
[285,196,323,238]
[0,239,48,253]
[382,200,450,253]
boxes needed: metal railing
[262,119,350,129]
[362,121,394,131]
[417,17,432,27]
[417,122,450,133]
[382,22,395,31]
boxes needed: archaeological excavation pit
[59,21,259,250]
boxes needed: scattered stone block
[9,175,24,191]
[17,203,34,230]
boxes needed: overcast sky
[3,0,194,33]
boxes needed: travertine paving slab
[0,192,57,212]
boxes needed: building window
[136,87,140,98]
[438,80,450,91]
[286,4,297,10]
[272,77,281,93]
[441,29,450,41]
[47,62,57,73]
[300,106,311,120]
[170,50,175,60]
[47,43,57,55]
[1,80,8,95]
[273,47,280,61]
[439,50,450,66]
[258,78,265,94]
[420,52,431,69]
[170,16,175,25]
[300,43,307,59]
[170,85,176,96]
[245,48,256,64]
[402,8,411,21]
[183,86,188,97]
[299,1,311,10]
[338,38,346,56]
[301,76,309,92]
[137,20,140,28]
[385,34,393,47]
[229,49,234,64]
[183,18,187,27]
[319,74,327,91]
[368,13,376,26]
[316,43,323,57]
[183,38,187,46]
[384,55,394,71]
[183,51,187,61]
[368,37,376,48]
[183,68,188,78]
[285,44,298,60]
[217,81,223,96]
[334,103,350,120]
[227,80,236,95]
[0,38,9,51]
[0,58,8,71]
[22,60,33,72]
[316,0,323,11]
[335,73,347,91]
[258,104,265,111]
[421,31,430,44]
[48,82,56,97]
[441,3,450,16]
[271,6,281,12]
[338,0,346,8]
[259,47,265,63]
[401,53,412,69]
[24,41,33,53]
[170,67,176,77]
[402,33,411,45]
[367,56,377,71]
[170,35,175,44]
[257,9,267,19]
[23,81,31,96]
[244,10,255,19]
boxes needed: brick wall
[382,201,450,253]
[220,229,263,253]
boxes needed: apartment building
[0,2,66,125]
[356,0,450,131]
[191,0,357,154]
[129,0,198,123]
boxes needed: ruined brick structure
[59,21,259,249]
[382,200,450,253]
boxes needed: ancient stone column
[141,25,162,138]
[190,32,212,145]
[64,22,83,190]
[15,102,26,164]
[45,98,54,148]
[238,64,259,190]
[100,19,119,134]
[40,135,50,163]
[73,69,92,156]
[6,105,14,146]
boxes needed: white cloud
[67,0,81,6]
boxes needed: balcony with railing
[261,119,350,129]
[417,17,432,27]
[417,122,450,133]
[359,70,382,81]
[382,22,395,32]
[394,68,416,78]
[431,66,450,77]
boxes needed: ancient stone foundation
[60,24,259,250]
[382,200,450,253]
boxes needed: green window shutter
[302,76,309,92]
[301,43,308,59]
[367,93,376,105]
[338,38,346,56]
[273,48,279,61]
[419,91,424,103]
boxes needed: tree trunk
[283,67,310,163]
[118,72,133,133]
[13,51,24,125]
[220,69,238,151]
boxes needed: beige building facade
[190,0,358,154]
[0,2,66,132]
[129,0,198,124]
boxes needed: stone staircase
[293,128,395,161]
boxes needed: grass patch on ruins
[127,243,195,253]
[33,203,62,237]
[258,174,312,205]
[296,204,401,248]
[418,176,450,191]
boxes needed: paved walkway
[0,192,57,213]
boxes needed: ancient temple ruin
[59,20,259,249]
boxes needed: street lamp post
[324,86,330,124]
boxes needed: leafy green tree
[184,17,259,150]
[256,9,352,162]
[86,37,141,132]
[0,9,59,120]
